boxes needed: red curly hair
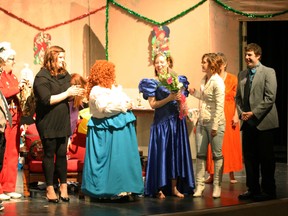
[86,60,116,97]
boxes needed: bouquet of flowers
[158,71,183,92]
[158,71,188,119]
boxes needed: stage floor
[2,162,288,216]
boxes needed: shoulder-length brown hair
[86,60,116,98]
[202,53,221,75]
[42,46,67,76]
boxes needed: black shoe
[59,192,70,202]
[253,192,277,202]
[238,191,254,200]
[46,197,59,203]
[60,196,70,202]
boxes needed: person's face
[57,52,65,68]
[220,63,226,72]
[2,55,15,72]
[245,50,260,68]
[154,55,168,75]
[201,57,210,73]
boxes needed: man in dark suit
[235,43,279,201]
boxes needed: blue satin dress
[81,111,144,198]
[138,76,195,196]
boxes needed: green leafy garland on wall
[214,0,288,18]
[109,0,207,26]
[1,0,288,60]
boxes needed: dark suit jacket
[235,63,279,131]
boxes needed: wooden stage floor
[1,162,288,216]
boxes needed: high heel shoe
[59,192,70,202]
[46,197,59,203]
[60,196,70,202]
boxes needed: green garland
[105,0,288,59]
[109,0,207,25]
[214,0,288,18]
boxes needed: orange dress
[206,73,243,174]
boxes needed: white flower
[177,82,183,89]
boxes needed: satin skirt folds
[145,114,195,196]
[81,111,144,198]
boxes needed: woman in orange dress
[205,53,243,184]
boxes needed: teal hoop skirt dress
[139,76,195,196]
[81,85,144,198]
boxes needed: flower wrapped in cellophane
[158,71,183,92]
[158,71,189,120]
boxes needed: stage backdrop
[1,0,287,156]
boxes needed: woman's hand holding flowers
[158,71,188,120]
[168,91,181,102]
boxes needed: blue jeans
[195,122,225,160]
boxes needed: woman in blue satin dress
[138,53,195,199]
[81,60,144,200]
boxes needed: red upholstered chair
[21,120,86,198]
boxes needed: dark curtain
[247,21,288,163]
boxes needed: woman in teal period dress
[81,60,143,199]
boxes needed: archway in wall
[242,21,288,163]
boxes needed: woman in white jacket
[189,53,225,198]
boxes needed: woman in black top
[33,46,84,203]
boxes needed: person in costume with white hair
[0,42,22,200]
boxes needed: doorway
[242,21,288,163]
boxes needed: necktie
[0,91,12,127]
[249,68,257,85]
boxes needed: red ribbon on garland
[0,6,105,31]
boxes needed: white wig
[0,42,16,61]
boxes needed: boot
[212,158,223,198]
[193,159,206,197]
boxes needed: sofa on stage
[20,120,86,198]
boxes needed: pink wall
[210,0,240,76]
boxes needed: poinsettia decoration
[33,32,51,65]
[151,25,170,61]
